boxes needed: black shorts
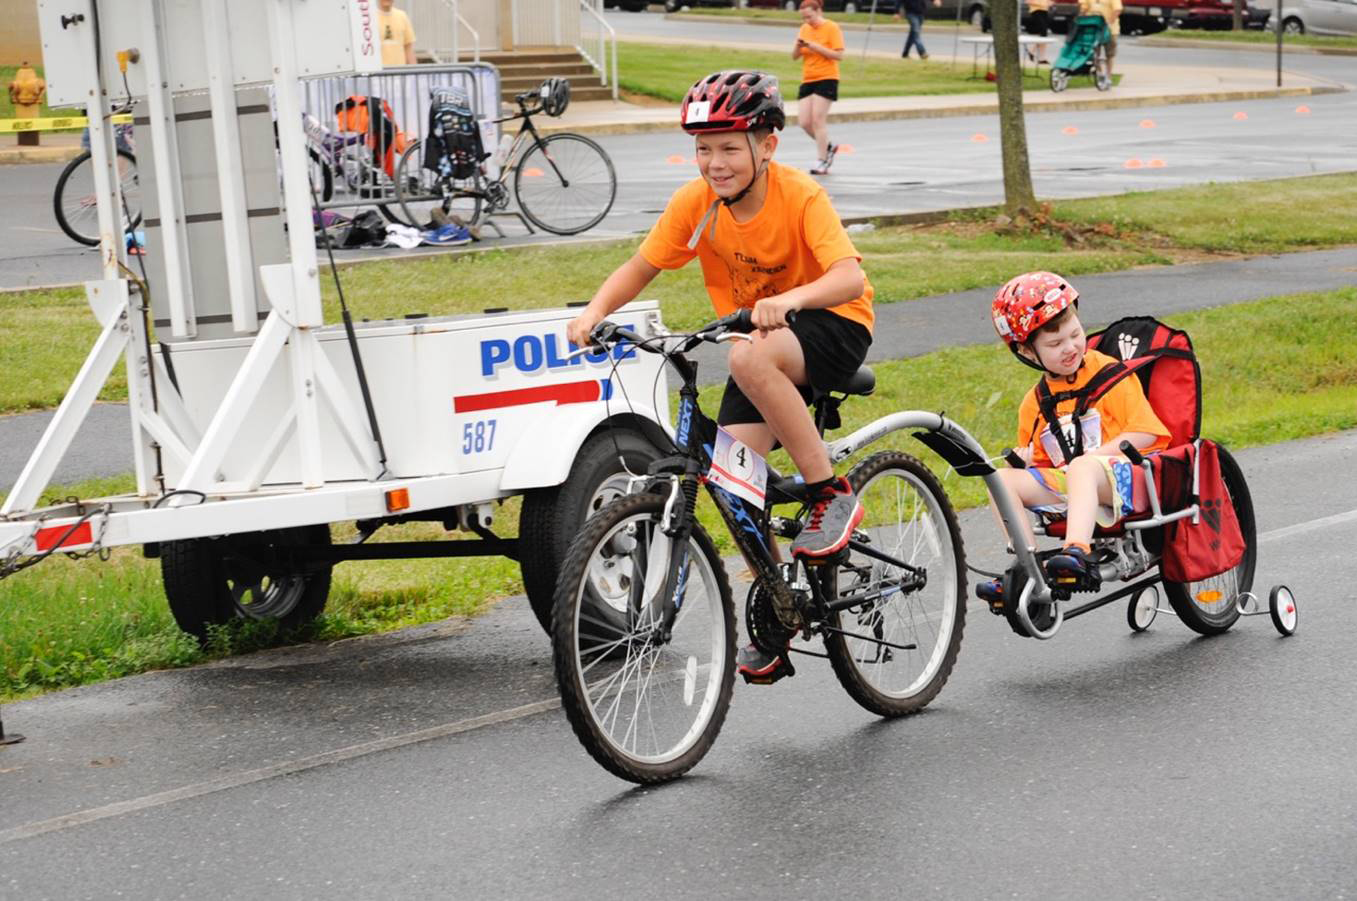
[717,308,872,427]
[1026,9,1051,36]
[797,79,839,102]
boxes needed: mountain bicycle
[53,126,141,247]
[551,311,970,784]
[392,81,617,236]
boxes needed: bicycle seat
[833,366,875,397]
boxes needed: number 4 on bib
[708,427,769,509]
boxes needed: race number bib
[707,427,769,509]
[1039,410,1103,467]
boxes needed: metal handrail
[448,0,481,63]
[578,0,619,101]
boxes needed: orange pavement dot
[666,154,686,164]
[1296,105,1311,114]
[837,143,855,154]
[1124,158,1144,169]
[522,167,544,177]
[1061,125,1079,135]
[1148,158,1166,168]
[1139,119,1156,129]
[1233,111,1248,120]
[971,133,988,142]
[688,157,698,164]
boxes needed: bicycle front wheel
[514,132,617,235]
[53,149,141,247]
[393,140,483,230]
[551,492,735,784]
[825,451,966,718]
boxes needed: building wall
[1,0,44,67]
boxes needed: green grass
[0,65,61,121]
[1149,29,1357,49]
[3,286,1355,699]
[5,171,1357,414]
[617,40,1050,102]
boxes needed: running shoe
[790,477,863,558]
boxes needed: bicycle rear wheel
[514,133,617,235]
[393,140,483,230]
[824,451,966,718]
[53,149,141,247]
[552,492,735,784]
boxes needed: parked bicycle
[394,77,617,236]
[301,110,404,223]
[53,124,141,247]
[550,311,969,783]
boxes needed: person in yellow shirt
[566,70,875,681]
[379,0,417,66]
[792,0,845,175]
[1026,0,1054,64]
[976,271,1169,604]
[1077,0,1123,76]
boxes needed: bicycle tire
[514,132,617,235]
[53,148,141,247]
[1162,444,1255,635]
[393,140,484,231]
[551,492,736,784]
[308,148,335,203]
[824,451,967,718]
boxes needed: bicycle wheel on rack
[393,141,483,230]
[551,492,736,784]
[53,148,141,247]
[1162,445,1256,636]
[823,451,966,718]
[514,132,617,235]
[335,143,402,224]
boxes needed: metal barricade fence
[297,63,501,214]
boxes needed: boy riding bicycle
[565,70,875,678]
[979,272,1170,602]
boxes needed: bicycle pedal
[739,655,796,686]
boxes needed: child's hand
[1014,445,1033,464]
[566,312,603,350]
[751,297,800,332]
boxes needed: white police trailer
[0,0,668,642]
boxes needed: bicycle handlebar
[587,308,798,357]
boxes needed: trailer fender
[498,403,671,492]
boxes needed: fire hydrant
[8,63,46,147]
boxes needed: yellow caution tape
[0,114,134,134]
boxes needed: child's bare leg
[797,95,817,148]
[986,467,1060,551]
[1061,454,1118,548]
[725,331,832,484]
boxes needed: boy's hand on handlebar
[566,312,603,350]
[750,297,801,332]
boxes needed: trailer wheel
[161,525,333,644]
[519,429,664,635]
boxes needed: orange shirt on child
[638,161,874,332]
[1017,349,1170,468]
[798,20,845,83]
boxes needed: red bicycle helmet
[680,70,786,134]
[992,271,1080,346]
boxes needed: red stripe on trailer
[34,521,93,552]
[453,379,602,414]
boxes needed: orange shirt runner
[639,160,874,332]
[798,19,845,83]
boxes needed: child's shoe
[1044,544,1098,590]
[975,577,1005,613]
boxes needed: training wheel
[1268,585,1297,636]
[1127,585,1159,633]
[1234,591,1260,615]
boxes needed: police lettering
[479,326,638,377]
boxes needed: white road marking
[0,696,561,846]
[1259,507,1357,544]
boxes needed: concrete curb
[0,144,83,166]
[540,83,1344,136]
[1136,36,1357,56]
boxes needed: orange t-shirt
[798,20,844,83]
[638,161,873,332]
[1017,349,1170,468]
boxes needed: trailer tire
[161,525,334,645]
[519,429,663,635]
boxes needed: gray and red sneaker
[791,477,864,558]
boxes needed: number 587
[462,419,497,454]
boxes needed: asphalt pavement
[2,428,1354,898]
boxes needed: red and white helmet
[680,70,786,134]
[992,271,1079,346]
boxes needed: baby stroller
[1051,15,1112,93]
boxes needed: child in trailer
[565,70,875,681]
[978,271,1171,601]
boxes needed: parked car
[745,0,904,12]
[604,0,654,10]
[661,0,737,10]
[1046,0,1234,33]
[1268,0,1357,33]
